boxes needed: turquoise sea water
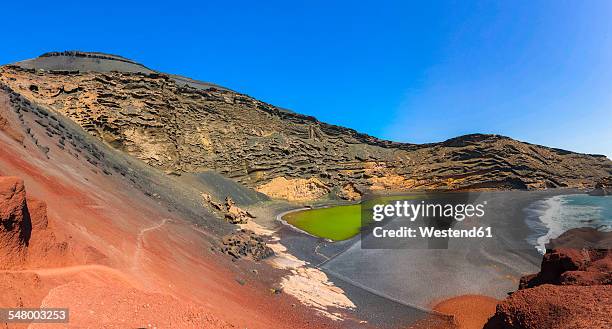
[526,194,612,253]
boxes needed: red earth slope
[0,86,340,328]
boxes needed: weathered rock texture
[0,176,69,269]
[0,177,31,268]
[256,177,330,202]
[201,194,255,224]
[338,183,363,201]
[221,229,274,261]
[486,285,611,329]
[1,52,611,201]
[485,228,612,329]
[520,228,612,288]
[0,84,348,328]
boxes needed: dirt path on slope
[1,218,174,289]
[132,218,171,270]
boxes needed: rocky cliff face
[485,228,612,329]
[0,177,31,268]
[1,52,610,200]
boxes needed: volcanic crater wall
[0,58,610,199]
[0,82,237,238]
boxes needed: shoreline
[263,189,589,328]
[525,193,612,254]
[275,189,581,256]
[275,207,320,238]
[276,191,580,322]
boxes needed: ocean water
[525,194,612,254]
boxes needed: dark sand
[275,190,582,327]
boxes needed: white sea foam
[526,194,609,254]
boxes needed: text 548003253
[0,308,69,323]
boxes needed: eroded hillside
[1,53,610,200]
[0,80,343,329]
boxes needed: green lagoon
[283,195,421,241]
[283,204,362,241]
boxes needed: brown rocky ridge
[484,228,612,329]
[1,52,610,202]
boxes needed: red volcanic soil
[406,295,498,329]
[433,295,498,329]
[0,92,338,328]
[485,285,611,329]
[409,295,498,329]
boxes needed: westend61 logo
[361,193,494,249]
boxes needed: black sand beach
[272,189,584,327]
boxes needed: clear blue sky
[2,1,611,157]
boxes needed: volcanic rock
[1,53,611,202]
[201,193,224,211]
[201,194,255,224]
[520,228,611,288]
[26,198,48,231]
[484,285,611,329]
[256,177,330,202]
[0,177,31,268]
[338,183,363,201]
[485,228,612,329]
[221,229,274,261]
[224,197,255,224]
[0,176,72,270]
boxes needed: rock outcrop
[221,229,274,261]
[0,52,610,202]
[519,228,611,288]
[485,228,612,329]
[0,176,69,269]
[201,194,255,224]
[256,177,330,202]
[0,177,31,268]
[224,197,255,224]
[338,183,363,201]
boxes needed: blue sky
[2,1,611,157]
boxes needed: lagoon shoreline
[272,189,587,327]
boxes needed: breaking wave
[525,194,612,254]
